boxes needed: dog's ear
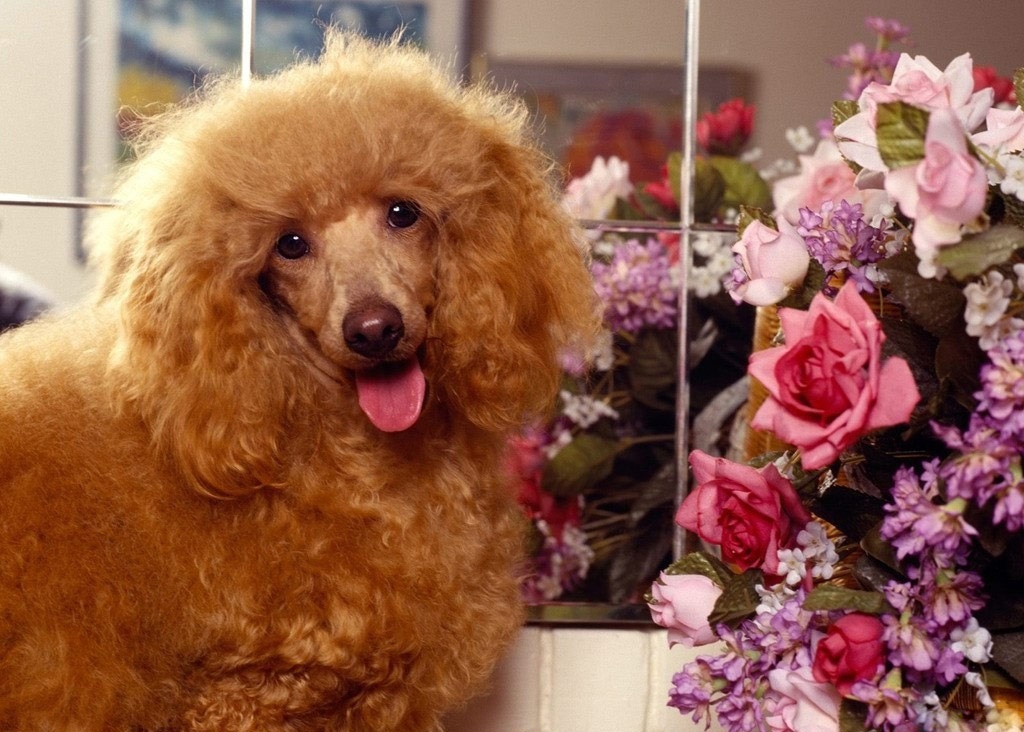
[100,188,305,499]
[430,134,601,433]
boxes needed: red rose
[812,613,885,695]
[973,65,1016,106]
[676,450,811,575]
[748,281,920,470]
[641,165,680,216]
[696,98,755,156]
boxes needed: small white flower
[796,521,830,555]
[795,520,840,579]
[589,329,615,372]
[692,232,725,258]
[786,125,816,153]
[1014,262,1024,291]
[978,316,1024,352]
[775,548,808,586]
[689,266,722,298]
[740,146,764,164]
[964,671,995,709]
[705,248,736,280]
[559,391,618,430]
[964,271,1013,337]
[951,617,994,664]
[999,153,1024,200]
[754,582,795,618]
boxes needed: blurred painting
[116,0,437,153]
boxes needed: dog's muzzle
[344,300,425,433]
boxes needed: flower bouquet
[650,17,1024,732]
[512,96,773,604]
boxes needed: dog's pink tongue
[355,359,425,432]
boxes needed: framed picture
[114,0,469,152]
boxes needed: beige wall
[701,1,1024,163]
[482,0,684,65]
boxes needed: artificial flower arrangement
[510,93,774,604]
[648,17,1024,732]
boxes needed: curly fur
[0,33,599,730]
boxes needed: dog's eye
[386,201,421,229]
[275,233,309,260]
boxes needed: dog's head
[90,33,600,498]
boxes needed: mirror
[0,0,696,621]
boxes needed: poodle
[0,33,598,730]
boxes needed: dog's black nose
[343,302,405,358]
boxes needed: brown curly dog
[0,33,598,730]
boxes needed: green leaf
[832,100,864,175]
[711,156,773,214]
[662,551,735,587]
[708,568,762,627]
[628,328,678,412]
[934,224,1024,279]
[629,188,674,220]
[860,522,904,575]
[875,101,929,170]
[608,495,675,603]
[666,151,683,208]
[832,99,860,130]
[877,250,966,337]
[540,433,619,497]
[693,157,726,222]
[1015,68,1024,113]
[803,584,893,614]
[737,206,776,237]
[839,699,870,732]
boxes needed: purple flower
[918,566,985,626]
[881,467,976,566]
[864,16,912,43]
[796,200,892,294]
[590,238,678,333]
[830,18,910,99]
[930,330,1024,532]
[715,678,768,732]
[852,676,921,730]
[669,660,715,726]
[883,609,939,673]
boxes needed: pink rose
[562,156,633,220]
[766,666,841,732]
[648,572,723,647]
[748,281,920,470]
[697,98,755,156]
[676,451,811,575]
[835,52,993,173]
[973,107,1024,155]
[773,139,889,225]
[885,108,988,278]
[731,218,811,306]
[812,613,886,695]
